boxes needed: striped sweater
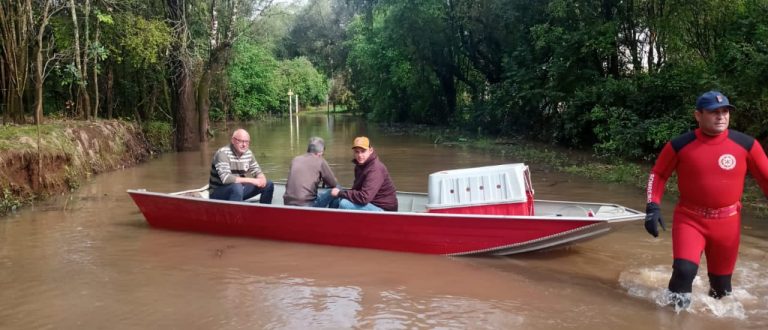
[209,144,263,190]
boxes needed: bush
[0,188,24,215]
[143,121,173,153]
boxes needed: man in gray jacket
[283,137,339,207]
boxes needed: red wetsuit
[647,129,768,275]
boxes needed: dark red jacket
[339,151,398,211]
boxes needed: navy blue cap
[696,91,735,111]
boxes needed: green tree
[346,0,475,124]
[278,57,329,107]
[227,41,280,119]
[108,13,173,122]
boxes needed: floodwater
[2,114,768,329]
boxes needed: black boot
[708,273,733,299]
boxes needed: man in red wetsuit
[645,90,768,309]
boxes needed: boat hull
[128,188,643,256]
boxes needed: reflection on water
[219,275,364,329]
[2,113,768,329]
[223,275,527,329]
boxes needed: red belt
[679,201,740,219]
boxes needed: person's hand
[254,176,266,188]
[644,202,666,237]
[331,187,340,197]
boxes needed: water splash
[700,293,748,319]
[618,264,767,320]
[655,290,691,313]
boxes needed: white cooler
[426,163,534,215]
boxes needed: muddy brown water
[2,114,767,329]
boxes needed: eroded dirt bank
[0,120,152,214]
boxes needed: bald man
[209,128,274,203]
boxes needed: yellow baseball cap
[352,136,370,150]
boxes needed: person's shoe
[659,289,691,311]
[669,291,691,311]
[708,288,732,299]
[672,294,691,310]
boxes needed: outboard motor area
[426,163,534,215]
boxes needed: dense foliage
[227,41,282,119]
[338,0,768,160]
[3,0,768,160]
[1,0,328,149]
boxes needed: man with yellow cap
[331,136,398,211]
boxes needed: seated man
[208,128,274,203]
[283,137,339,207]
[331,136,398,211]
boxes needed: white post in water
[288,89,295,151]
[295,103,300,142]
[288,89,294,116]
[295,94,299,114]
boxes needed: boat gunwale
[127,188,644,223]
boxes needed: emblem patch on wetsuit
[718,154,736,170]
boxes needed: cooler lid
[427,163,531,208]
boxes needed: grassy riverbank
[300,105,350,114]
[0,120,160,216]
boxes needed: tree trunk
[173,63,199,151]
[196,0,237,142]
[33,0,56,124]
[0,0,31,124]
[6,83,24,124]
[68,0,91,119]
[219,87,229,124]
[148,81,159,120]
[167,0,199,151]
[33,63,43,124]
[438,72,457,121]
[647,29,656,72]
[602,0,621,78]
[197,69,212,142]
[92,19,100,119]
[81,0,91,119]
[1,52,7,123]
[135,70,147,121]
[68,0,81,117]
[198,0,214,141]
[106,64,113,118]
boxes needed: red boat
[128,164,644,255]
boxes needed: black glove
[644,202,666,237]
